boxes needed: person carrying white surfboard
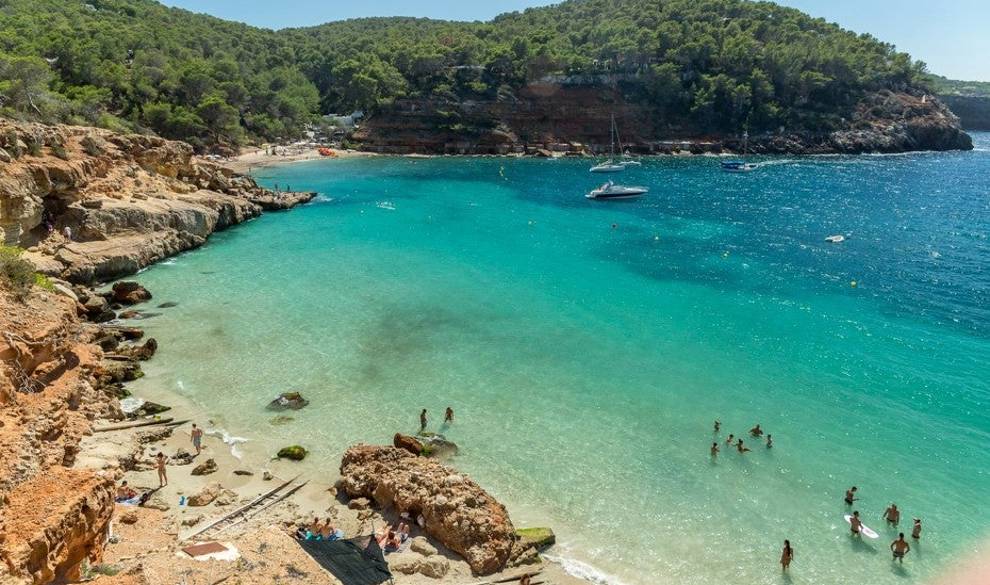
[849,511,864,536]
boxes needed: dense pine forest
[0,0,945,150]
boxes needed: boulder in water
[266,392,309,411]
[421,435,458,459]
[276,445,307,461]
[393,433,424,456]
[112,281,152,305]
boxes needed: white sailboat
[721,131,758,173]
[590,114,629,173]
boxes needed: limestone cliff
[0,287,116,584]
[0,119,314,284]
[351,85,972,155]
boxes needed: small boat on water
[721,131,758,173]
[825,234,845,243]
[590,115,637,173]
[586,181,649,200]
[721,160,758,173]
[590,159,626,173]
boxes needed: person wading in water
[420,409,428,432]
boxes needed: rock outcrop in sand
[0,119,314,283]
[339,445,517,575]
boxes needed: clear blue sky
[160,0,990,81]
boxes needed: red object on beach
[318,147,337,157]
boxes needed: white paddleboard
[844,515,879,539]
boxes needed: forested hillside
[0,0,945,151]
[0,0,317,150]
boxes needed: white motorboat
[586,181,649,200]
[720,160,758,173]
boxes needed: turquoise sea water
[129,136,989,585]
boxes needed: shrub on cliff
[0,246,50,300]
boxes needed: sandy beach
[221,145,376,174]
[76,402,587,585]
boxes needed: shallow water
[129,136,990,585]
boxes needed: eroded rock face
[0,119,314,282]
[339,445,516,575]
[351,86,971,155]
[0,288,118,584]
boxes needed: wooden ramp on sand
[182,476,307,541]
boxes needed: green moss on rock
[516,527,556,550]
[277,445,307,461]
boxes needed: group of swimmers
[419,406,454,432]
[845,486,923,563]
[711,420,927,570]
[710,420,771,457]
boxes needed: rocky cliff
[0,119,314,284]
[0,286,117,584]
[351,85,973,155]
[939,95,990,131]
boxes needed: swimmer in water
[844,486,858,506]
[736,439,751,453]
[890,533,910,563]
[883,503,901,525]
[714,419,721,433]
[849,511,863,536]
[725,433,735,446]
[711,442,719,458]
[766,434,773,448]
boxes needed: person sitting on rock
[300,517,322,540]
[396,522,411,542]
[319,518,338,541]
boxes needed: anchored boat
[586,181,649,200]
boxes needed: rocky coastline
[0,118,315,284]
[0,119,579,585]
[351,88,972,156]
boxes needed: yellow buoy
[850,280,858,288]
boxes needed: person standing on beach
[156,452,169,487]
[780,540,794,571]
[420,409,428,432]
[711,442,719,458]
[884,503,901,525]
[191,424,204,456]
[849,511,863,536]
[844,486,858,505]
[890,533,911,562]
[445,407,454,423]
